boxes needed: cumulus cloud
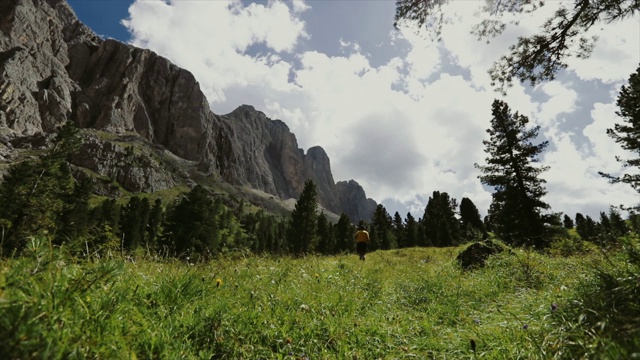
[543,99,640,216]
[121,0,640,219]
[122,0,306,105]
[567,14,640,83]
[290,0,310,14]
[535,81,579,127]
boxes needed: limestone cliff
[0,0,377,222]
[336,180,378,223]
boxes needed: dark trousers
[356,242,367,259]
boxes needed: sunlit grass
[0,238,636,359]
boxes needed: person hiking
[354,225,370,261]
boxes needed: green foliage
[422,191,460,246]
[575,208,629,248]
[57,176,94,244]
[242,209,286,254]
[563,214,574,229]
[316,213,335,254]
[4,241,637,358]
[476,100,552,248]
[545,236,640,358]
[392,211,404,248]
[147,198,164,246]
[403,212,419,247]
[459,197,486,241]
[120,196,150,251]
[370,204,395,250]
[575,212,597,241]
[286,179,318,254]
[394,0,639,92]
[0,121,84,256]
[334,213,354,253]
[601,65,640,204]
[548,232,588,257]
[162,185,224,259]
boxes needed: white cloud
[122,0,306,105]
[567,13,640,83]
[290,0,310,14]
[121,0,640,219]
[535,81,579,127]
[542,99,640,216]
[400,30,441,80]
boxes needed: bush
[548,233,588,257]
[545,235,640,358]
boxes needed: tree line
[1,64,639,259]
[0,123,489,258]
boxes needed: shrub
[545,235,640,358]
[548,233,588,257]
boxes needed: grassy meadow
[1,237,639,359]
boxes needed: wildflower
[551,303,558,312]
[473,319,481,324]
[522,324,528,330]
[216,278,223,287]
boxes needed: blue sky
[65,0,640,220]
[68,1,131,41]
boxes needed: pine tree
[422,191,460,247]
[629,211,640,233]
[563,214,574,229]
[147,199,164,248]
[599,211,612,234]
[316,213,335,254]
[90,198,121,253]
[287,179,318,254]
[459,197,486,240]
[394,1,639,92]
[0,121,81,255]
[404,212,418,248]
[56,176,94,250]
[120,196,150,251]
[475,100,552,248]
[609,207,628,237]
[483,215,493,233]
[596,211,615,247]
[575,213,587,239]
[371,204,394,250]
[600,65,640,208]
[575,213,598,241]
[584,215,598,241]
[334,213,353,253]
[392,212,405,248]
[416,219,427,247]
[162,185,220,259]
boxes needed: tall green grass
[1,237,638,359]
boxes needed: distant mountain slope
[0,0,377,222]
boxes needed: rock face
[0,0,377,222]
[336,180,378,224]
[70,133,180,195]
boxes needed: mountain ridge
[0,0,377,222]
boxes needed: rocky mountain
[0,0,377,222]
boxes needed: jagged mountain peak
[0,0,377,222]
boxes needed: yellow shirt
[355,230,370,243]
